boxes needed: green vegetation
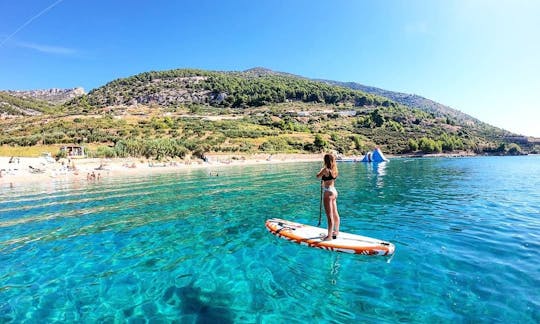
[1,68,533,159]
[0,91,59,115]
[65,69,395,111]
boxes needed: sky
[1,0,539,137]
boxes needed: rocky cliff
[6,87,85,104]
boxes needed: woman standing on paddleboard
[317,153,340,241]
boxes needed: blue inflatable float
[361,148,389,162]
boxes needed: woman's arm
[316,167,325,178]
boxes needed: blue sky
[1,0,539,137]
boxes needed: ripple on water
[0,158,539,322]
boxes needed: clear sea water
[0,156,539,323]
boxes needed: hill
[1,68,536,158]
[5,87,85,104]
[65,68,394,112]
[0,91,58,116]
[315,80,478,124]
[241,68,481,125]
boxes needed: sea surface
[0,156,538,323]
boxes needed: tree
[507,143,522,155]
[371,109,385,127]
[408,138,419,152]
[418,137,442,153]
[352,135,363,150]
[313,134,328,151]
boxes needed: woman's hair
[323,154,338,177]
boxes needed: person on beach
[87,171,97,181]
[316,153,340,241]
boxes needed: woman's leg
[332,197,340,237]
[323,192,334,240]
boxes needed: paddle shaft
[318,181,323,227]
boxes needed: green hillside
[317,79,476,123]
[66,68,394,111]
[1,68,536,158]
[0,91,58,116]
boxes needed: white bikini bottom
[323,186,337,196]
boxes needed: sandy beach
[0,153,321,188]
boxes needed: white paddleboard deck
[266,218,395,256]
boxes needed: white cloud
[15,41,77,55]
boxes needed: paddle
[317,180,323,227]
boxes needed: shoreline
[0,153,321,189]
[1,151,528,189]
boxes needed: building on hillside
[61,145,86,158]
[338,110,357,117]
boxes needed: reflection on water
[374,162,387,188]
[364,161,387,188]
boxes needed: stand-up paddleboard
[265,218,395,256]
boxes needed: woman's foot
[320,234,333,241]
[332,231,339,239]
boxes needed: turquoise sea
[0,156,539,323]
